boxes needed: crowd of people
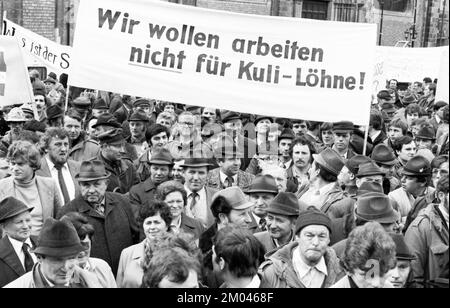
[0,71,448,288]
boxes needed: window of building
[334,2,360,22]
[374,0,408,12]
[302,1,329,20]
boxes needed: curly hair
[138,200,173,227]
[41,127,69,151]
[342,222,396,276]
[155,180,187,206]
[7,140,41,170]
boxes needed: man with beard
[135,124,170,182]
[287,136,315,198]
[246,175,279,232]
[389,155,434,225]
[331,121,356,159]
[2,107,26,147]
[65,109,100,162]
[254,192,300,254]
[129,148,173,215]
[181,158,218,228]
[95,128,139,194]
[57,160,139,275]
[127,110,150,159]
[259,208,342,288]
[36,128,81,205]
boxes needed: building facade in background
[1,0,448,47]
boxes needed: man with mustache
[36,128,81,205]
[287,136,315,198]
[254,192,301,254]
[57,160,139,275]
[278,128,295,170]
[331,121,356,160]
[259,208,342,288]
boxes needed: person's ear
[218,257,226,271]
[218,213,228,225]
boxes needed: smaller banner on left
[0,36,35,107]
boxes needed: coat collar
[0,237,26,277]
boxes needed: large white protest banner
[435,47,449,103]
[373,46,447,94]
[69,0,377,125]
[2,16,72,75]
[0,36,34,107]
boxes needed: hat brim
[355,210,400,224]
[245,189,278,195]
[401,170,431,177]
[234,201,255,210]
[32,243,85,258]
[75,172,111,182]
[356,172,386,178]
[0,207,34,223]
[312,154,338,176]
[374,159,397,166]
[265,208,299,217]
[332,129,353,134]
[222,117,241,123]
[180,163,212,168]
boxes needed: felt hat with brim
[312,148,345,177]
[72,97,91,108]
[254,115,274,125]
[390,233,416,260]
[221,111,241,123]
[245,174,278,195]
[356,161,386,178]
[355,192,400,224]
[75,160,111,182]
[371,144,397,166]
[345,155,372,175]
[0,197,34,223]
[401,93,417,105]
[416,126,436,140]
[129,109,150,122]
[212,186,254,210]
[97,128,125,145]
[332,121,354,133]
[149,148,174,166]
[356,182,383,196]
[377,90,392,100]
[266,192,300,217]
[92,113,121,129]
[279,128,295,140]
[46,104,64,120]
[32,218,85,258]
[132,98,151,108]
[93,98,108,110]
[180,158,212,169]
[401,155,431,176]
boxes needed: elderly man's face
[219,157,241,177]
[250,193,275,218]
[184,167,208,192]
[102,142,125,162]
[150,164,171,185]
[39,254,78,286]
[267,213,294,242]
[262,167,287,192]
[79,179,108,204]
[178,114,195,137]
[432,161,449,188]
[48,136,70,166]
[2,211,32,242]
[297,225,330,266]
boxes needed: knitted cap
[295,209,332,235]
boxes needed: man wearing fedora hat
[405,174,449,286]
[259,208,342,288]
[127,109,151,159]
[300,148,346,214]
[246,174,279,232]
[130,148,173,215]
[45,104,64,128]
[371,143,401,193]
[415,126,436,152]
[331,121,356,160]
[181,158,218,228]
[92,98,109,118]
[254,192,302,254]
[95,128,139,194]
[221,110,257,171]
[337,155,373,197]
[0,197,36,287]
[207,135,255,191]
[389,155,435,223]
[331,192,401,258]
[4,217,101,288]
[57,160,139,275]
[199,186,255,287]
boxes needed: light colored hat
[212,186,254,210]
[5,107,27,122]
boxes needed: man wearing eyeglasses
[166,111,213,160]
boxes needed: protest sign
[0,36,34,107]
[2,16,72,75]
[435,47,449,103]
[373,46,446,94]
[69,0,377,125]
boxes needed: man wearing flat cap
[300,148,346,214]
[45,104,64,128]
[331,121,356,160]
[92,98,109,118]
[57,160,139,275]
[5,217,101,288]
[259,208,342,288]
[388,155,435,223]
[254,192,302,254]
[95,128,139,194]
[0,197,36,287]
